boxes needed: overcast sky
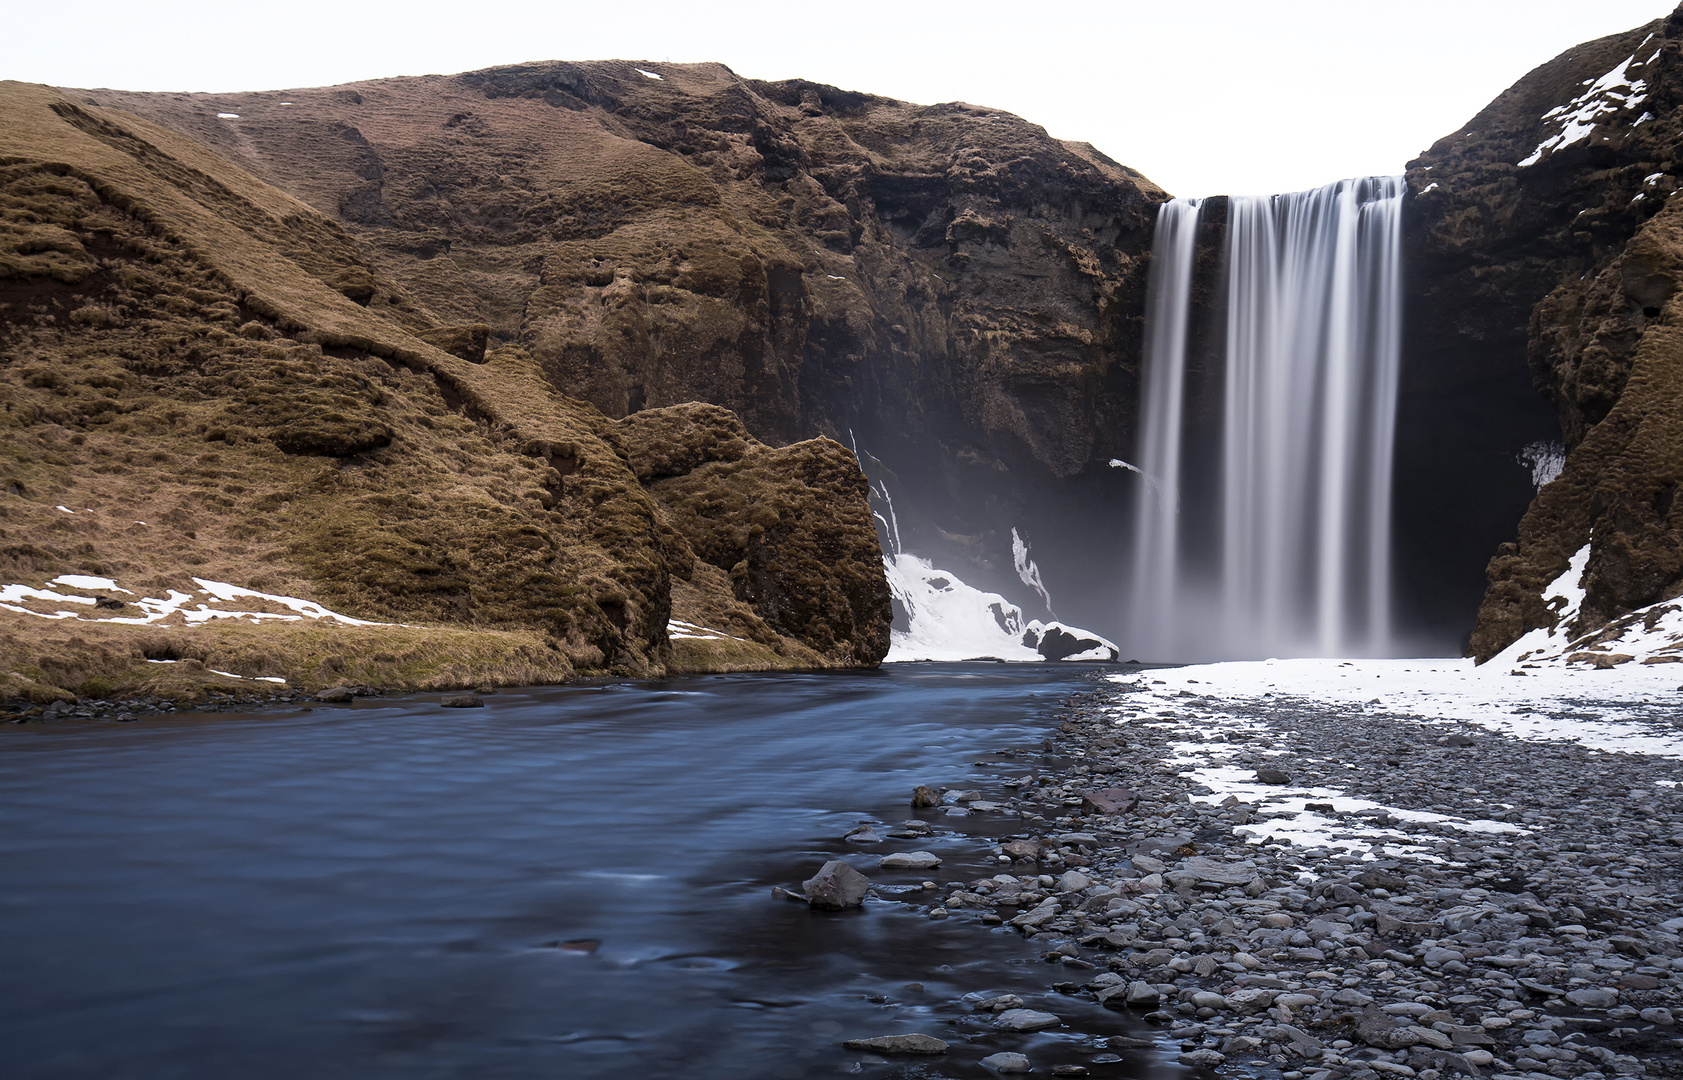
[5,0,1672,196]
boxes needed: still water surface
[2,663,1167,1078]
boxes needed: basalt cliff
[1402,5,1683,664]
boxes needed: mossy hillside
[0,618,574,704]
[0,81,890,694]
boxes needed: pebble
[879,851,941,870]
[839,1033,947,1054]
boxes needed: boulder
[439,694,484,708]
[314,686,356,703]
[802,860,870,909]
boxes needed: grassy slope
[0,82,888,704]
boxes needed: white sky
[4,0,1671,197]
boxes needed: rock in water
[993,1008,1061,1031]
[802,860,869,909]
[843,824,881,844]
[879,851,940,870]
[980,1052,1033,1073]
[999,839,1041,860]
[911,785,942,807]
[439,694,484,708]
[840,1033,947,1054]
[314,686,355,703]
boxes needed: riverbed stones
[843,824,880,843]
[840,1033,948,1054]
[911,785,941,807]
[439,693,484,708]
[314,686,355,703]
[802,859,869,909]
[1254,767,1292,785]
[999,839,1041,860]
[1079,788,1137,815]
[906,672,1683,1080]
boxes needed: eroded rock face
[617,403,892,665]
[80,64,1168,632]
[1403,5,1683,660]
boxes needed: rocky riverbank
[888,668,1682,1079]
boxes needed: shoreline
[912,664,1682,1079]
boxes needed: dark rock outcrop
[1399,6,1683,659]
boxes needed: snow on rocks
[882,552,1118,662]
[0,574,386,628]
[1519,45,1658,167]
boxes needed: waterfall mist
[1126,177,1404,662]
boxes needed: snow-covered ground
[1112,656,1683,758]
[1102,653,1682,860]
[0,575,386,627]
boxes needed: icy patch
[1417,182,1439,195]
[634,68,662,80]
[1111,651,1683,758]
[1011,527,1055,617]
[217,113,240,119]
[0,576,389,628]
[1517,440,1565,490]
[666,619,746,642]
[1519,53,1649,167]
[54,505,73,514]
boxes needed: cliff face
[0,80,888,700]
[78,64,1168,628]
[1399,7,1683,660]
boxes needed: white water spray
[1126,177,1403,661]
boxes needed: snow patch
[634,68,663,80]
[0,576,390,628]
[666,619,746,642]
[1417,182,1439,195]
[1519,53,1649,167]
[884,554,1116,662]
[217,113,240,119]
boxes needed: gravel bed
[913,678,1683,1079]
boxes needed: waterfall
[1126,176,1403,661]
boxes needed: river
[0,663,1170,1079]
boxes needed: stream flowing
[1,664,1166,1079]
